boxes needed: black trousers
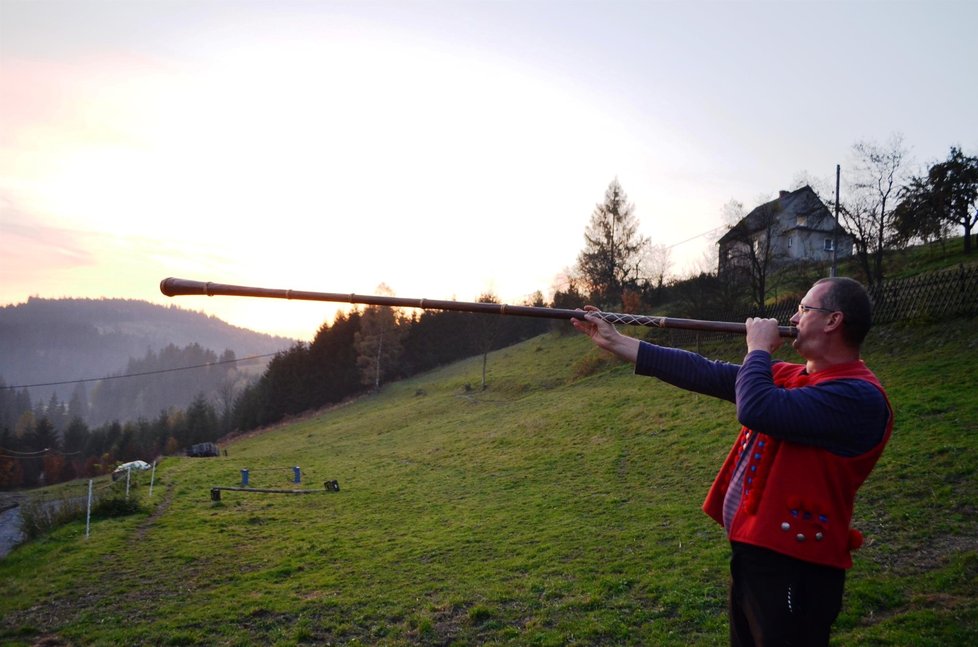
[728,542,846,647]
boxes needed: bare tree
[839,134,910,287]
[721,211,783,315]
[474,291,500,390]
[638,243,672,290]
[716,191,809,315]
[721,198,747,228]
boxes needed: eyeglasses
[797,303,836,316]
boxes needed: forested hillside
[0,297,293,405]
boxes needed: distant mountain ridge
[0,297,295,401]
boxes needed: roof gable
[717,185,831,245]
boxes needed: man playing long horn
[573,276,892,647]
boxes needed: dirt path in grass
[133,480,175,542]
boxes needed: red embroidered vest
[702,360,892,569]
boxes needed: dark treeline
[231,304,551,430]
[0,340,251,488]
[0,392,218,489]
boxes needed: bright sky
[2,0,975,340]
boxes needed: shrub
[92,493,143,518]
[18,494,88,540]
[17,486,143,540]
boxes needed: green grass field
[2,316,976,646]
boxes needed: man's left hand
[745,317,784,355]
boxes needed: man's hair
[814,277,873,347]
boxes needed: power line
[665,225,727,250]
[0,447,50,456]
[0,448,85,458]
[0,352,281,391]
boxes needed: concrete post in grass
[85,479,93,538]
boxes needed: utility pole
[831,164,840,277]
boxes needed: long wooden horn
[160,277,798,338]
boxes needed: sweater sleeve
[735,350,889,456]
[634,341,740,403]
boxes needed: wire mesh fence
[869,264,978,324]
[640,264,978,347]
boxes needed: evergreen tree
[576,179,649,308]
[46,392,67,433]
[184,393,218,446]
[305,310,362,406]
[354,285,404,391]
[68,384,88,424]
[62,417,89,454]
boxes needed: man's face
[789,282,835,355]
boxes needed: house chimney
[779,190,789,197]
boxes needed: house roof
[717,185,833,245]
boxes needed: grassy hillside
[1,316,976,646]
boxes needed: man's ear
[824,311,845,334]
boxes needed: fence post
[85,479,93,539]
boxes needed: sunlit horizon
[2,0,975,340]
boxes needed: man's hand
[570,306,616,350]
[571,306,640,363]
[745,317,784,355]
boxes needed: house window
[787,236,794,248]
[824,238,834,252]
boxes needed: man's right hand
[571,306,640,364]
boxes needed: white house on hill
[717,185,853,276]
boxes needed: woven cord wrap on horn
[593,312,666,328]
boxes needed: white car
[112,460,151,481]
